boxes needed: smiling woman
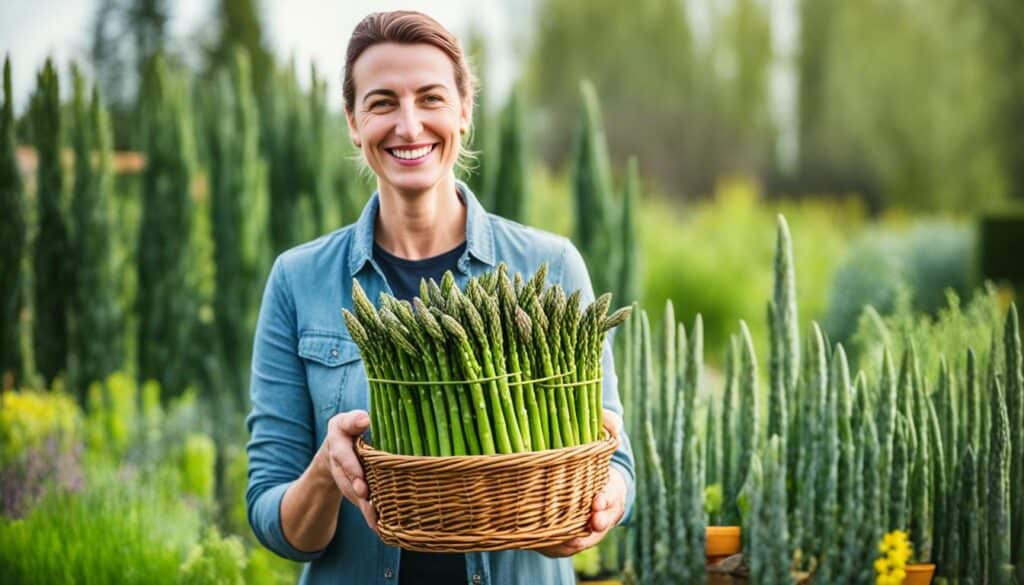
[244,11,636,585]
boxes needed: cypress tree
[207,50,268,408]
[571,80,616,297]
[69,67,122,397]
[30,58,73,387]
[305,63,337,234]
[136,56,198,396]
[617,156,641,306]
[465,30,490,200]
[487,84,528,223]
[264,63,319,253]
[0,56,25,388]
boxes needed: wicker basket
[356,429,620,552]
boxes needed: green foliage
[137,56,199,397]
[206,50,269,411]
[261,62,332,254]
[464,30,490,199]
[571,80,616,298]
[180,433,216,502]
[0,389,80,469]
[0,464,201,585]
[851,285,1002,387]
[178,528,247,585]
[30,58,72,386]
[617,157,641,306]
[748,435,790,585]
[69,68,123,397]
[642,180,861,359]
[487,84,529,222]
[823,221,975,348]
[0,56,26,388]
[809,0,1008,210]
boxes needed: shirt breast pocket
[297,331,368,421]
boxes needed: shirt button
[330,348,339,358]
[384,568,394,579]
[472,574,482,585]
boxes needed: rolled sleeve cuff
[250,481,328,563]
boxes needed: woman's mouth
[386,143,437,165]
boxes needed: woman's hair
[343,11,478,113]
[343,10,480,178]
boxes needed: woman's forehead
[353,43,458,96]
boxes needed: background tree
[206,50,268,411]
[0,57,25,389]
[136,56,199,397]
[486,83,528,222]
[30,59,72,387]
[69,68,123,399]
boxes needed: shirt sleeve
[556,242,637,525]
[245,257,328,562]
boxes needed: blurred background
[0,0,1021,583]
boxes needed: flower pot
[903,563,935,585]
[705,526,741,563]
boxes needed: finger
[350,476,369,499]
[335,410,371,436]
[572,530,605,551]
[590,507,620,533]
[601,409,622,437]
[331,436,366,484]
[357,499,379,533]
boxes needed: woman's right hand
[321,409,378,533]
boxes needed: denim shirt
[246,182,636,585]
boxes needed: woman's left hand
[533,410,627,558]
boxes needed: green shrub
[823,221,975,346]
[179,528,247,585]
[641,178,862,359]
[0,464,200,584]
[180,433,216,502]
[0,389,79,468]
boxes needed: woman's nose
[394,103,423,140]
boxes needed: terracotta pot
[705,525,742,562]
[903,563,935,585]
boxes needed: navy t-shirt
[372,239,468,584]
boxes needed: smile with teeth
[388,144,437,160]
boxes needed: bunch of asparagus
[342,263,631,456]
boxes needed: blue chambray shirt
[246,182,636,585]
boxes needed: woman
[246,11,635,585]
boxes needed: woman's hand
[321,409,378,533]
[532,409,627,558]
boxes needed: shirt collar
[348,180,496,276]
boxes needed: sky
[0,0,531,113]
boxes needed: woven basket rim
[356,426,619,467]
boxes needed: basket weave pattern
[357,430,620,552]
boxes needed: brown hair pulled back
[343,11,477,113]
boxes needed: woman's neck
[374,175,467,260]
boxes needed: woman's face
[346,42,471,195]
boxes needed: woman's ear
[459,95,473,136]
[345,109,361,148]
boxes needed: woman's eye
[369,100,394,110]
[424,95,444,104]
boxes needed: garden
[2,0,1024,583]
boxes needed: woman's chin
[380,170,451,195]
